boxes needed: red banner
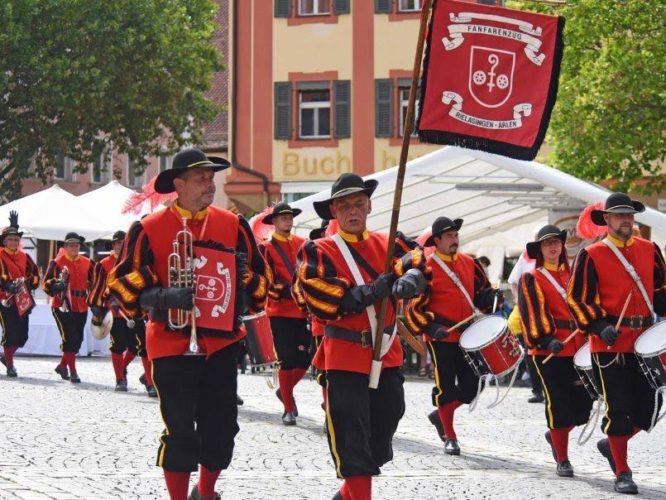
[418,0,564,160]
[193,246,236,333]
[14,280,34,317]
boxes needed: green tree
[511,0,665,193]
[0,0,222,201]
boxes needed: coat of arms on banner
[192,246,236,333]
[418,0,565,160]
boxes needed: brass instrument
[168,217,198,354]
[1,278,24,307]
[57,266,70,313]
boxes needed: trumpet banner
[418,0,564,160]
[193,246,237,333]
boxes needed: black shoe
[597,438,616,474]
[444,438,461,455]
[70,373,81,384]
[276,388,298,417]
[614,472,638,494]
[556,460,574,477]
[236,394,244,406]
[115,379,128,392]
[282,411,297,426]
[188,485,221,500]
[545,431,557,461]
[6,366,17,378]
[146,385,158,398]
[428,410,446,443]
[54,365,70,380]
[139,373,147,387]
[528,392,545,403]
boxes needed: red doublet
[98,254,122,318]
[51,254,92,312]
[141,206,244,360]
[311,233,402,375]
[0,248,38,302]
[261,234,307,319]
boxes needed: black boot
[282,411,297,426]
[556,460,574,477]
[597,438,616,474]
[428,410,446,443]
[614,472,638,494]
[444,438,460,456]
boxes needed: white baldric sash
[331,234,396,357]
[537,267,567,303]
[601,238,656,319]
[431,253,480,314]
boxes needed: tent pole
[370,0,432,388]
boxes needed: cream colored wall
[374,16,419,77]
[374,141,440,172]
[272,140,353,182]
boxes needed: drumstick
[542,329,580,364]
[607,293,632,350]
[446,313,477,333]
[117,308,136,329]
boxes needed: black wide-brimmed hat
[261,203,302,225]
[591,192,645,226]
[111,230,126,242]
[424,217,463,247]
[63,232,85,244]
[0,211,23,245]
[526,225,567,259]
[309,219,329,240]
[313,173,378,220]
[155,148,231,194]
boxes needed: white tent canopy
[77,180,146,237]
[291,146,666,250]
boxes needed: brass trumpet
[1,278,24,307]
[168,217,198,354]
[57,266,70,313]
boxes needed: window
[53,153,66,179]
[398,86,419,137]
[298,0,330,16]
[127,160,146,188]
[375,76,421,141]
[281,181,331,204]
[299,89,331,139]
[92,151,112,183]
[398,0,421,12]
[159,155,172,173]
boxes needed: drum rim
[573,342,592,369]
[241,311,267,321]
[459,316,508,350]
[634,328,666,357]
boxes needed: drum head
[635,324,666,356]
[459,315,507,350]
[573,342,592,370]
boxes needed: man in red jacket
[568,192,666,495]
[43,232,94,384]
[297,173,427,500]
[259,203,311,425]
[107,148,268,500]
[405,216,500,456]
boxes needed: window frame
[92,150,112,184]
[298,88,332,140]
[127,160,146,189]
[397,0,422,12]
[297,0,331,17]
[398,85,420,138]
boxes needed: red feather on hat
[249,206,275,243]
[577,202,607,239]
[121,174,177,215]
[415,228,435,257]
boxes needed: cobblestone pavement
[0,356,664,500]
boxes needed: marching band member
[0,211,39,377]
[517,225,591,477]
[259,203,311,426]
[297,173,426,500]
[568,193,666,495]
[107,148,268,500]
[404,216,499,456]
[43,232,93,384]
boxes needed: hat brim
[0,230,23,245]
[423,218,463,247]
[313,180,379,220]
[64,237,85,244]
[309,228,325,240]
[261,208,303,225]
[591,201,645,226]
[525,230,567,259]
[154,156,231,194]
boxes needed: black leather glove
[279,285,292,300]
[477,288,501,311]
[392,268,426,299]
[544,337,564,354]
[424,322,448,340]
[236,252,249,282]
[339,273,396,315]
[90,306,105,318]
[2,281,19,294]
[139,286,194,311]
[50,281,67,293]
[599,324,619,347]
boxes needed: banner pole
[370,0,433,388]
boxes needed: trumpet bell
[91,310,113,340]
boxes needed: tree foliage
[0,0,222,201]
[510,0,666,193]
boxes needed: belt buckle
[628,315,641,329]
[361,330,371,349]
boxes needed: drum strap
[432,254,479,314]
[271,240,295,279]
[537,267,577,323]
[601,239,656,320]
[331,233,396,357]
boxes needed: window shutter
[274,82,292,140]
[334,80,351,139]
[274,0,291,18]
[374,0,392,14]
[375,79,393,138]
[334,0,351,15]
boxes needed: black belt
[71,290,87,298]
[554,319,576,330]
[607,315,654,330]
[324,325,393,349]
[434,314,474,332]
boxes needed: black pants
[517,336,543,395]
[152,342,240,472]
[428,341,480,406]
[593,352,662,435]
[52,308,87,353]
[0,304,30,348]
[532,355,592,429]
[270,316,312,370]
[134,319,147,358]
[312,335,327,387]
[109,316,140,355]
[325,368,405,478]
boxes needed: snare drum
[573,342,601,400]
[634,323,666,390]
[242,311,276,367]
[459,316,524,378]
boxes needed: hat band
[331,186,366,199]
[607,204,636,211]
[538,232,562,241]
[186,160,214,169]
